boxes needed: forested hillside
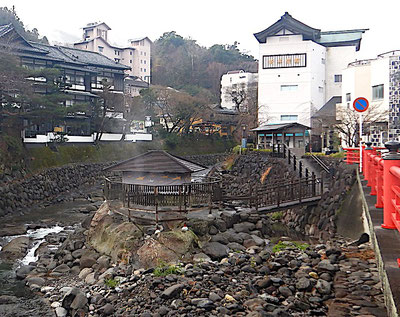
[0,6,48,43]
[152,31,258,102]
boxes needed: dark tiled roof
[57,46,130,70]
[105,150,206,174]
[0,24,13,37]
[252,122,311,132]
[312,96,341,119]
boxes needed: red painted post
[382,141,400,229]
[363,142,373,181]
[375,157,384,208]
[369,154,378,195]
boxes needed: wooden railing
[222,175,323,211]
[266,144,311,178]
[104,176,222,212]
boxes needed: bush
[104,278,119,288]
[272,240,309,253]
[153,260,183,277]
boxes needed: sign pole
[360,112,363,173]
[353,97,369,173]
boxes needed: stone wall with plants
[280,159,357,240]
[0,163,109,217]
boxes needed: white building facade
[220,70,258,111]
[340,51,400,146]
[74,22,152,86]
[254,12,367,127]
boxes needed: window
[263,53,306,69]
[144,52,146,56]
[372,84,384,100]
[140,60,142,64]
[140,68,142,72]
[318,86,323,93]
[130,51,133,55]
[346,93,351,102]
[130,60,132,63]
[144,68,146,72]
[334,74,342,83]
[280,85,298,91]
[281,115,298,121]
[140,51,143,55]
[98,46,104,53]
[321,58,325,64]
[115,58,120,63]
[144,60,146,64]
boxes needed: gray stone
[316,279,332,295]
[27,276,46,286]
[278,286,293,297]
[161,283,185,299]
[80,255,96,269]
[209,292,222,302]
[15,265,35,280]
[55,307,67,317]
[233,222,256,233]
[53,264,70,273]
[202,242,229,260]
[227,242,246,252]
[193,253,211,263]
[317,260,336,272]
[296,277,311,291]
[70,292,88,310]
[99,303,114,316]
[79,268,93,280]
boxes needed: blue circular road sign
[353,97,369,113]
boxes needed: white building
[340,50,400,146]
[254,12,367,127]
[74,22,152,86]
[220,70,258,111]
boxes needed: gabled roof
[254,12,321,43]
[105,150,206,174]
[312,96,341,119]
[0,24,48,54]
[252,122,311,132]
[129,36,152,43]
[254,12,367,51]
[83,22,111,30]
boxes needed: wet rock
[233,222,255,233]
[316,279,332,295]
[27,276,46,286]
[53,264,70,274]
[15,264,35,280]
[99,303,114,316]
[0,236,30,262]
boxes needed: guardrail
[343,148,360,165]
[361,141,400,267]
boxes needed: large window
[372,84,384,100]
[263,53,306,69]
[98,46,104,53]
[281,115,298,121]
[280,85,298,91]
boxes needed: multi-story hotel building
[254,12,367,128]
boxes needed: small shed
[252,123,310,150]
[105,150,206,185]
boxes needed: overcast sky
[2,0,400,60]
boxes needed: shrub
[153,260,183,277]
[272,240,309,253]
[104,278,119,288]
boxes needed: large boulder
[202,242,229,260]
[136,238,178,268]
[0,236,30,262]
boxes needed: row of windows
[140,60,147,64]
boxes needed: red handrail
[343,148,360,165]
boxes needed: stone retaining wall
[184,153,228,167]
[280,160,357,240]
[0,163,109,217]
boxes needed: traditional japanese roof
[252,122,311,132]
[254,12,367,51]
[312,96,341,119]
[0,24,48,54]
[105,150,206,174]
[129,36,152,43]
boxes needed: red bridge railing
[343,148,360,165]
[361,141,400,267]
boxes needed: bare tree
[335,103,388,147]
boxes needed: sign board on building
[353,97,369,113]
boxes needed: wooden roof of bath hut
[105,150,206,174]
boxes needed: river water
[0,198,95,317]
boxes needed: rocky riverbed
[4,202,387,317]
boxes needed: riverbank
[5,199,386,317]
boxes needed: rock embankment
[219,153,297,197]
[281,159,357,240]
[15,203,386,317]
[0,163,108,217]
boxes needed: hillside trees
[0,6,48,43]
[152,32,257,101]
